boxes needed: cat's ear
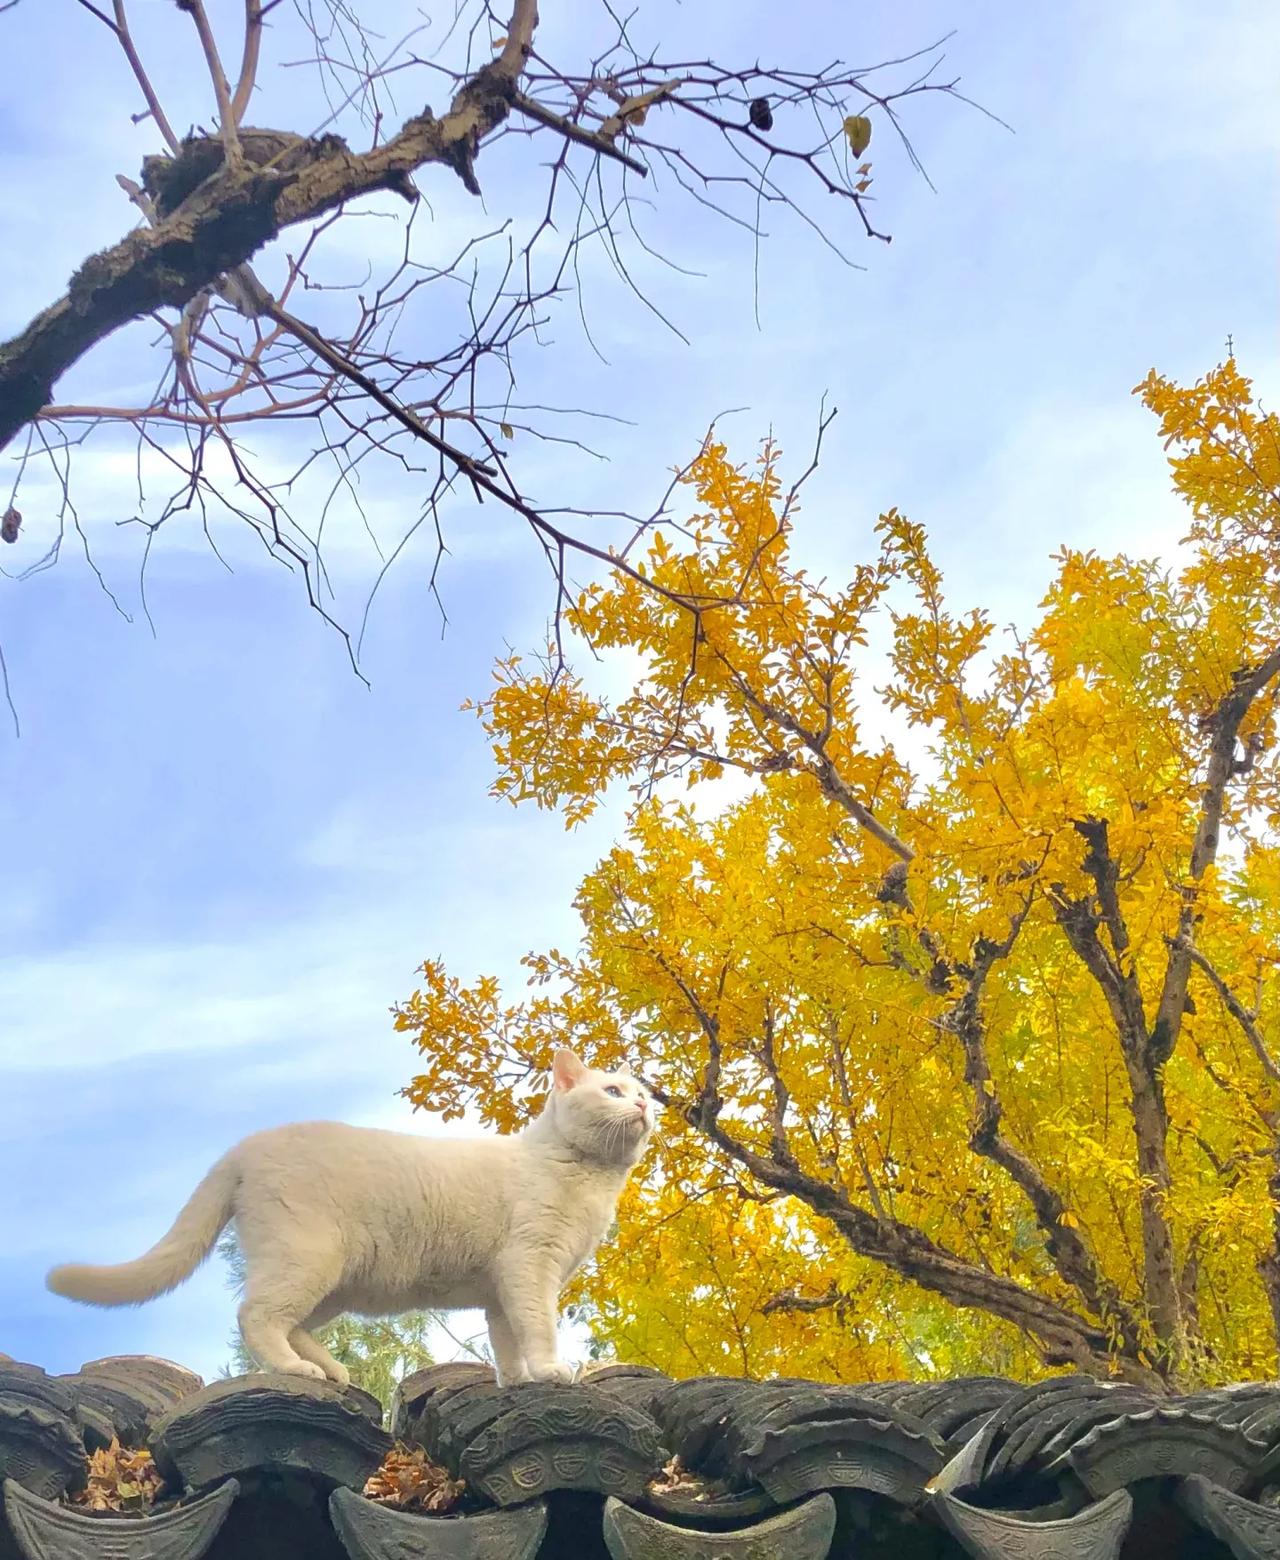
[614,1061,632,1077]
[552,1048,588,1091]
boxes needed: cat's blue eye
[605,1084,624,1097]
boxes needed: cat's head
[544,1048,655,1167]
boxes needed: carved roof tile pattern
[2,1354,1280,1557]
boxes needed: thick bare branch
[230,0,265,124]
[1152,645,1280,1065]
[0,0,539,449]
[1050,884,1183,1369]
[947,894,1147,1360]
[636,926,1158,1382]
[646,1073,1147,1381]
[511,91,650,176]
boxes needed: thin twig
[181,0,244,162]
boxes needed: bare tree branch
[230,0,266,125]
[510,90,650,176]
[0,8,539,445]
[180,0,244,164]
[110,0,181,152]
[0,0,968,674]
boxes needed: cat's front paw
[526,1361,576,1385]
[283,1360,329,1382]
[496,1363,531,1387]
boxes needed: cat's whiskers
[592,1110,641,1164]
[595,1116,623,1162]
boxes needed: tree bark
[0,3,539,450]
[1152,647,1280,1064]
[1051,886,1184,1372]
[1257,1140,1280,1353]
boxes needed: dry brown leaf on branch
[599,81,680,140]
[71,1439,164,1513]
[363,1443,466,1513]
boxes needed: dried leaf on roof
[363,1442,466,1513]
[71,1438,164,1513]
[648,1453,717,1500]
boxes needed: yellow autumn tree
[396,360,1280,1389]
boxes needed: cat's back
[232,1119,518,1195]
[231,1120,392,1159]
[237,1120,422,1155]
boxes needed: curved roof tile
[2,1353,1279,1558]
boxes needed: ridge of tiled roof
[0,1354,1278,1557]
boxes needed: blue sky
[1,0,1276,1383]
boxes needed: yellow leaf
[843,114,872,157]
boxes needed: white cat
[47,1049,654,1386]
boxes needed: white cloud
[1090,0,1280,166]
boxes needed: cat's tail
[46,1153,239,1307]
